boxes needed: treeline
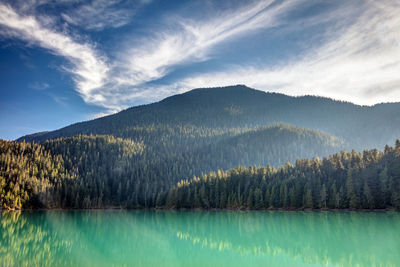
[167,141,400,209]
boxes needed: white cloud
[60,0,141,31]
[29,81,50,90]
[48,93,69,106]
[0,3,110,107]
[9,0,141,31]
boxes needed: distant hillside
[18,85,400,150]
[185,124,345,170]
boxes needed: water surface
[1,210,399,266]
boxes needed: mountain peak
[158,84,285,108]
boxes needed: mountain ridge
[18,85,400,150]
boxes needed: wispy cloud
[29,81,50,90]
[9,0,146,31]
[48,93,69,107]
[0,3,110,107]
[61,0,145,31]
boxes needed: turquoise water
[1,210,399,267]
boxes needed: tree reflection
[168,211,400,266]
[1,211,399,266]
[0,211,73,266]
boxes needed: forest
[168,141,400,209]
[1,135,399,210]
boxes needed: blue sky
[0,0,399,140]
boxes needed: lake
[1,210,399,266]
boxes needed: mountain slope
[19,85,400,150]
[184,124,345,170]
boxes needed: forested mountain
[168,141,400,210]
[3,86,400,210]
[19,85,400,150]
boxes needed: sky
[0,0,399,140]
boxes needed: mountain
[3,85,400,210]
[18,85,400,150]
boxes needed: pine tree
[320,184,327,208]
[363,181,373,209]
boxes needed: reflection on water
[1,210,399,266]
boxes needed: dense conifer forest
[168,141,400,210]
[1,86,400,210]
[1,136,399,210]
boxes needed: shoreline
[1,207,398,212]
